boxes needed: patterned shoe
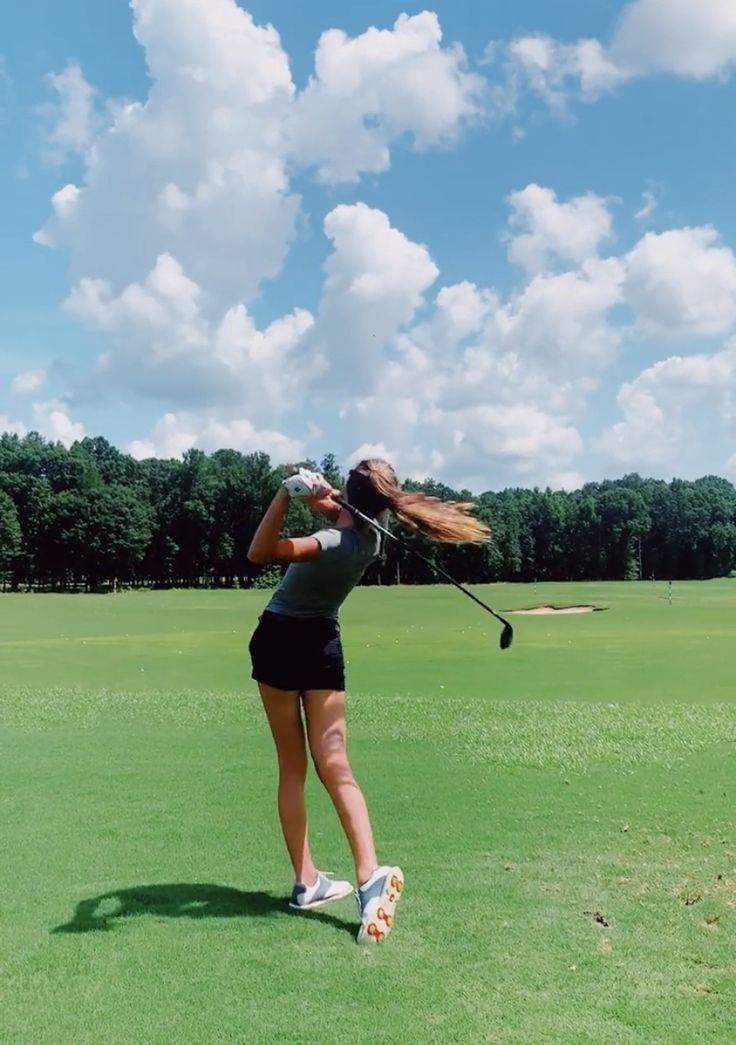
[356,865,404,945]
[288,872,353,911]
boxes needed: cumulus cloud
[317,263,622,486]
[609,0,736,80]
[319,203,736,486]
[505,184,615,274]
[30,0,736,488]
[32,4,506,481]
[495,259,625,375]
[307,202,439,391]
[36,0,299,308]
[36,2,482,310]
[305,186,736,487]
[290,12,484,183]
[128,411,303,461]
[598,341,736,468]
[548,470,586,492]
[634,189,658,223]
[502,0,736,112]
[0,414,27,437]
[346,442,398,469]
[10,370,46,396]
[440,404,583,478]
[32,401,85,447]
[65,253,317,412]
[623,228,736,337]
[39,62,102,163]
[502,35,625,112]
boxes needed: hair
[345,459,490,544]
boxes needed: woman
[247,458,489,944]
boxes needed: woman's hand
[283,466,341,520]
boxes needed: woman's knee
[313,750,354,791]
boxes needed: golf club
[334,496,514,650]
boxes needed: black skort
[249,610,345,692]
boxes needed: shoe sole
[288,882,354,911]
[357,866,404,945]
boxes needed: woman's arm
[246,487,341,565]
[247,489,318,565]
[306,491,341,523]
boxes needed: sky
[1,0,736,493]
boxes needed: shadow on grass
[52,883,355,937]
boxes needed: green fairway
[2,582,735,1044]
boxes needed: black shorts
[249,611,346,692]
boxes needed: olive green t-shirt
[265,526,381,620]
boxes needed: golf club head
[499,621,514,650]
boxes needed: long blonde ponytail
[346,459,490,544]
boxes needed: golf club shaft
[334,496,512,630]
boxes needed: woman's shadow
[52,883,355,937]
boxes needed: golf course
[1,581,734,1044]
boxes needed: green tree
[0,490,22,588]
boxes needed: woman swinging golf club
[247,458,489,944]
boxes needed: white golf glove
[282,468,329,500]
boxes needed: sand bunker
[507,605,599,616]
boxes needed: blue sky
[1,0,736,491]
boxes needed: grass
[1,580,735,1044]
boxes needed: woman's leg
[303,689,378,886]
[258,683,317,885]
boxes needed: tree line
[1,432,735,591]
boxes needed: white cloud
[610,0,736,80]
[290,12,484,183]
[598,341,736,467]
[30,0,736,490]
[634,189,658,223]
[65,252,317,412]
[10,370,46,396]
[415,259,623,420]
[32,401,85,447]
[33,185,81,247]
[452,404,582,463]
[505,184,614,274]
[420,404,583,490]
[432,282,498,342]
[0,415,27,437]
[36,3,485,311]
[40,62,101,163]
[548,471,585,492]
[128,414,195,460]
[597,380,674,467]
[503,35,625,111]
[128,411,303,461]
[319,263,619,487]
[624,227,736,337]
[306,193,626,487]
[346,442,397,469]
[335,205,736,486]
[36,0,299,309]
[308,202,439,391]
[503,0,736,112]
[496,258,625,374]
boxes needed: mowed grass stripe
[2,687,735,772]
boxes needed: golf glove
[282,468,329,500]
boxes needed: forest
[1,432,735,591]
